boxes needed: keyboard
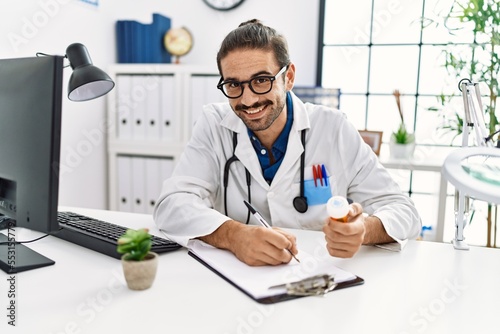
[55,211,182,259]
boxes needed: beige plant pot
[121,252,158,290]
[389,138,415,160]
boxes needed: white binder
[145,75,162,140]
[131,157,147,213]
[131,75,147,140]
[116,155,133,212]
[116,75,133,140]
[145,157,162,214]
[160,75,176,141]
[190,75,206,129]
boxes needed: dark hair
[216,19,290,76]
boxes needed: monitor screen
[0,55,64,272]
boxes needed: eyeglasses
[217,65,288,99]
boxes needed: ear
[285,62,296,91]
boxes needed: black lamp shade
[66,43,114,101]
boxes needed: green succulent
[117,228,152,261]
[392,123,415,144]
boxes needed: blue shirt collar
[248,92,294,183]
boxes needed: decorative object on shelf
[164,27,193,64]
[389,89,415,159]
[116,13,171,64]
[358,130,383,156]
[202,0,245,11]
[117,228,158,290]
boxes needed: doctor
[154,19,421,266]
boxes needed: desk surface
[378,144,453,170]
[1,207,499,334]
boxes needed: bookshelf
[106,64,225,214]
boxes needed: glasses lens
[222,82,242,98]
[249,77,273,94]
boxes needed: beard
[233,93,286,133]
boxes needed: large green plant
[427,0,499,143]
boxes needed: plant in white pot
[117,228,158,291]
[390,89,415,159]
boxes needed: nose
[239,83,260,106]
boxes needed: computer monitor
[0,55,64,272]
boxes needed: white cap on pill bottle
[327,196,350,219]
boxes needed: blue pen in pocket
[304,164,332,206]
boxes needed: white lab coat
[154,93,421,247]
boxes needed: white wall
[0,0,319,209]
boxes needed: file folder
[145,157,162,214]
[160,75,176,141]
[145,75,161,140]
[116,75,133,140]
[131,157,147,213]
[117,155,133,212]
[188,240,364,304]
[116,13,171,64]
[131,75,147,140]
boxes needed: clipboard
[188,240,364,304]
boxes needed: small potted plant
[390,89,415,159]
[117,228,158,290]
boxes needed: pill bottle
[326,196,350,222]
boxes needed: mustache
[235,100,272,111]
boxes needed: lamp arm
[461,81,493,147]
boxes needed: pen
[317,165,324,186]
[321,164,328,187]
[312,165,318,187]
[243,200,300,263]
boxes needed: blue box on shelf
[116,13,171,63]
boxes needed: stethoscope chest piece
[293,196,308,213]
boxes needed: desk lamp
[65,43,115,101]
[442,79,500,250]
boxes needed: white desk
[1,208,499,334]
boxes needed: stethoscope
[223,129,308,224]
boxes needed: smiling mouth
[245,105,266,115]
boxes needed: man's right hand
[199,220,298,266]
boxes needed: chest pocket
[303,176,333,206]
[302,164,333,206]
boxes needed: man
[154,19,421,266]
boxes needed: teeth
[246,106,264,114]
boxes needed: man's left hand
[322,203,365,258]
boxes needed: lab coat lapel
[272,94,310,186]
[234,135,269,189]
[271,125,303,186]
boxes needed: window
[318,0,474,146]
[318,0,496,245]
